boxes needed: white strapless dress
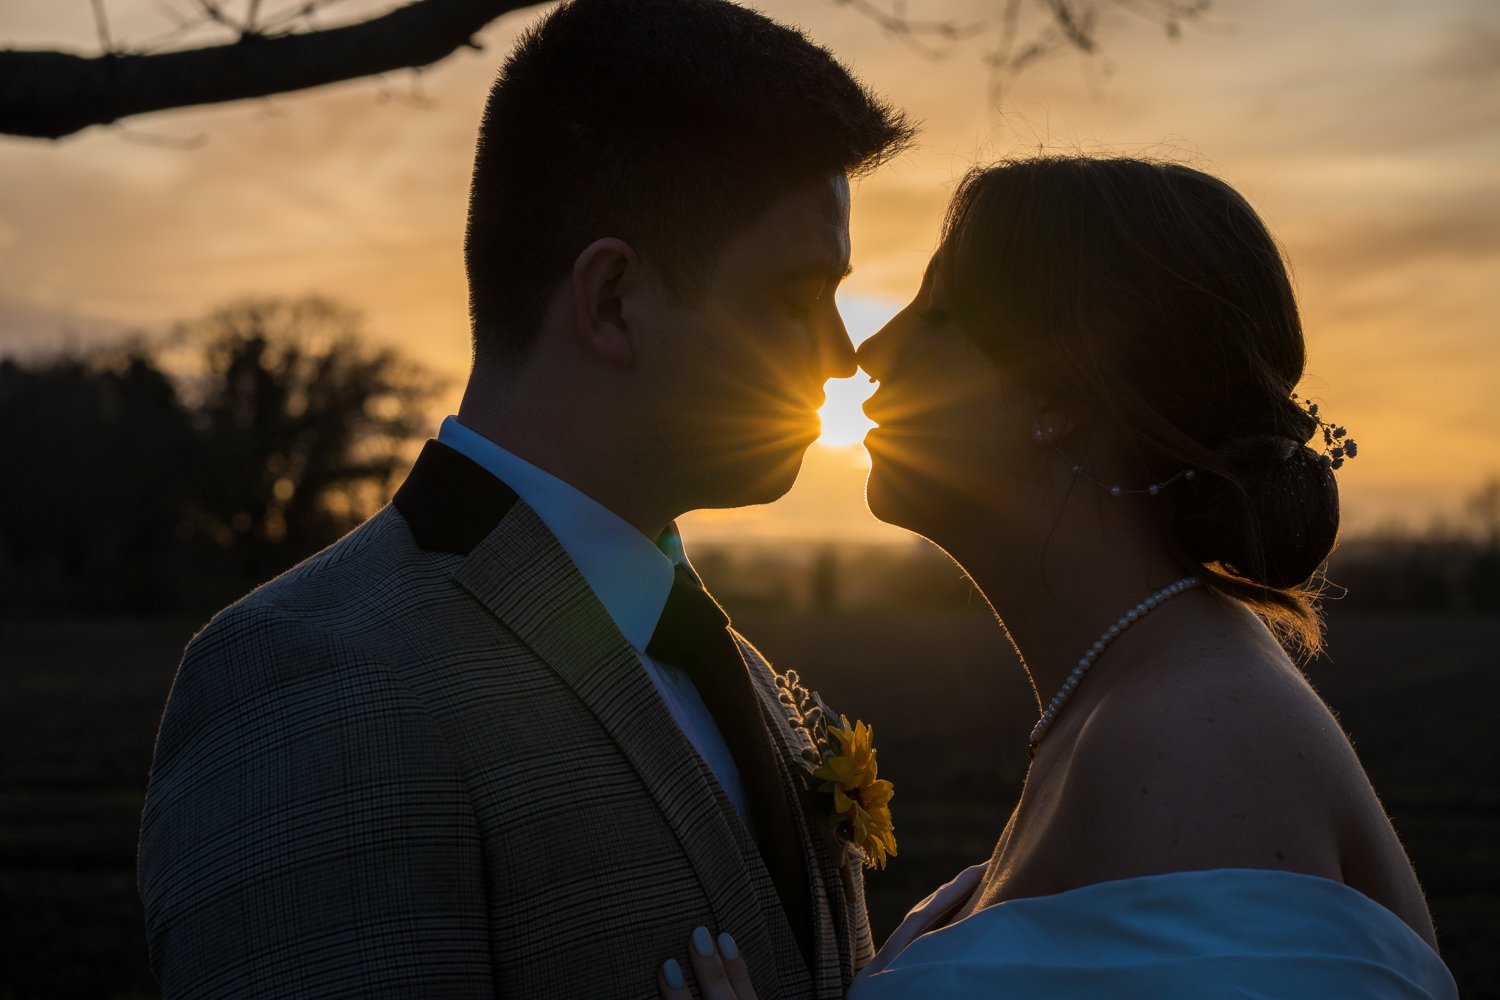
[849,865,1457,998]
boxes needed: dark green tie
[647,564,814,969]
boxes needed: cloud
[1423,14,1500,80]
[1,0,1495,536]
[848,174,951,298]
[1291,194,1500,285]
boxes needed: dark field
[1,610,1496,999]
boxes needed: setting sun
[818,294,899,447]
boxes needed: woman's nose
[856,313,902,379]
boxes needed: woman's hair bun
[1171,437,1339,589]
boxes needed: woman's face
[856,258,1038,538]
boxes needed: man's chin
[694,443,809,512]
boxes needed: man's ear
[571,237,639,368]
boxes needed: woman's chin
[863,455,918,531]
[864,441,975,545]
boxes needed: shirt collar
[437,416,679,651]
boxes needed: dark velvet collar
[392,440,519,555]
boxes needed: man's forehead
[763,174,851,269]
[815,174,852,260]
[711,173,853,282]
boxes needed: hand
[658,926,758,1000]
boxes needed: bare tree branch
[834,0,1214,99]
[986,0,1213,104]
[0,0,542,140]
[829,0,989,60]
[0,0,1223,143]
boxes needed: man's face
[643,174,857,511]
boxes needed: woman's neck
[942,506,1202,726]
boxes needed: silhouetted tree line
[1327,525,1500,613]
[5,297,1495,620]
[701,492,1500,616]
[696,542,991,615]
[0,297,443,615]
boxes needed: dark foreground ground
[1,609,1496,999]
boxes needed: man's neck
[456,388,674,542]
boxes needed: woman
[661,156,1457,998]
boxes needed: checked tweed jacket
[138,440,874,998]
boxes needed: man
[137,0,913,996]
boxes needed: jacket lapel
[738,634,859,998]
[459,508,818,998]
[392,441,811,997]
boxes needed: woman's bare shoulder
[1054,640,1358,882]
[1046,635,1438,948]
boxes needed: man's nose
[818,307,858,380]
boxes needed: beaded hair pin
[1067,461,1196,498]
[1060,395,1357,497]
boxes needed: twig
[111,121,208,149]
[985,0,1214,106]
[831,0,989,61]
[195,0,238,31]
[91,0,115,54]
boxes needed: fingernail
[717,931,739,961]
[663,958,684,989]
[693,925,714,957]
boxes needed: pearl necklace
[1028,576,1202,758]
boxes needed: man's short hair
[464,0,915,365]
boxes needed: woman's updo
[938,156,1341,657]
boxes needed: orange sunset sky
[1,0,1496,544]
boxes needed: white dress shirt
[437,416,753,829]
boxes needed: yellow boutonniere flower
[776,671,897,870]
[813,716,897,870]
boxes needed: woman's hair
[938,156,1339,658]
